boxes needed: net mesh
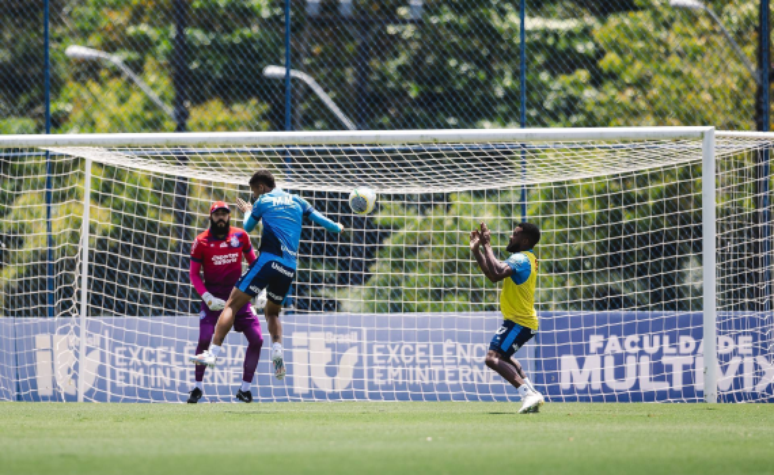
[1,131,773,403]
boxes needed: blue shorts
[236,254,295,304]
[489,320,536,358]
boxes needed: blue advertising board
[537,312,773,403]
[0,319,15,401]
[2,312,772,403]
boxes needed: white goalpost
[0,127,772,404]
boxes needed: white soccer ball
[348,186,377,215]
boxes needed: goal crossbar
[0,127,714,148]
[5,127,773,404]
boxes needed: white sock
[523,377,538,394]
[517,385,530,399]
[195,381,203,391]
[272,342,283,356]
[240,381,251,392]
[210,344,222,358]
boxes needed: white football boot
[518,390,545,414]
[189,350,217,368]
[272,347,286,380]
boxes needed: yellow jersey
[500,250,538,330]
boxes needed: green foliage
[2,0,769,131]
[531,165,705,311]
[59,57,270,133]
[551,0,759,129]
[1,1,771,316]
[352,191,519,313]
[0,118,37,134]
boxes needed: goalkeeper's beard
[210,217,230,237]
[506,240,524,253]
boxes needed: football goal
[0,128,772,403]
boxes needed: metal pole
[45,0,54,318]
[113,59,174,118]
[283,0,293,184]
[705,8,761,84]
[13,321,21,401]
[356,24,368,130]
[44,2,51,134]
[77,159,93,403]
[702,129,718,404]
[173,0,191,313]
[520,0,527,221]
[519,0,526,128]
[173,0,189,133]
[761,0,772,312]
[295,11,311,132]
[285,0,292,132]
[763,0,771,132]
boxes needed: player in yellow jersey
[470,221,544,414]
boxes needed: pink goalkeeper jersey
[190,228,253,299]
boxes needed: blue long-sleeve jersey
[243,188,341,268]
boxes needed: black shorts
[489,320,536,358]
[235,256,295,304]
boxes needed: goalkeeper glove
[252,289,268,313]
[202,292,226,311]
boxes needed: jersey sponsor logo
[270,196,294,207]
[211,253,239,265]
[267,291,282,301]
[281,245,298,257]
[271,262,295,278]
[230,235,240,248]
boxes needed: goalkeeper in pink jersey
[187,201,263,403]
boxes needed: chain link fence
[1,0,770,134]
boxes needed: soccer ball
[348,186,377,215]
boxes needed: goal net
[0,128,772,403]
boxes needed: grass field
[1,402,773,475]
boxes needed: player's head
[249,170,276,197]
[507,222,540,253]
[209,201,231,236]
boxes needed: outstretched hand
[469,229,481,251]
[236,197,252,214]
[479,222,491,246]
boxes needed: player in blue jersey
[191,170,343,379]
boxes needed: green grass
[1,402,773,475]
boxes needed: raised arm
[478,223,513,283]
[470,230,494,281]
[295,195,343,233]
[307,209,344,233]
[238,197,260,232]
